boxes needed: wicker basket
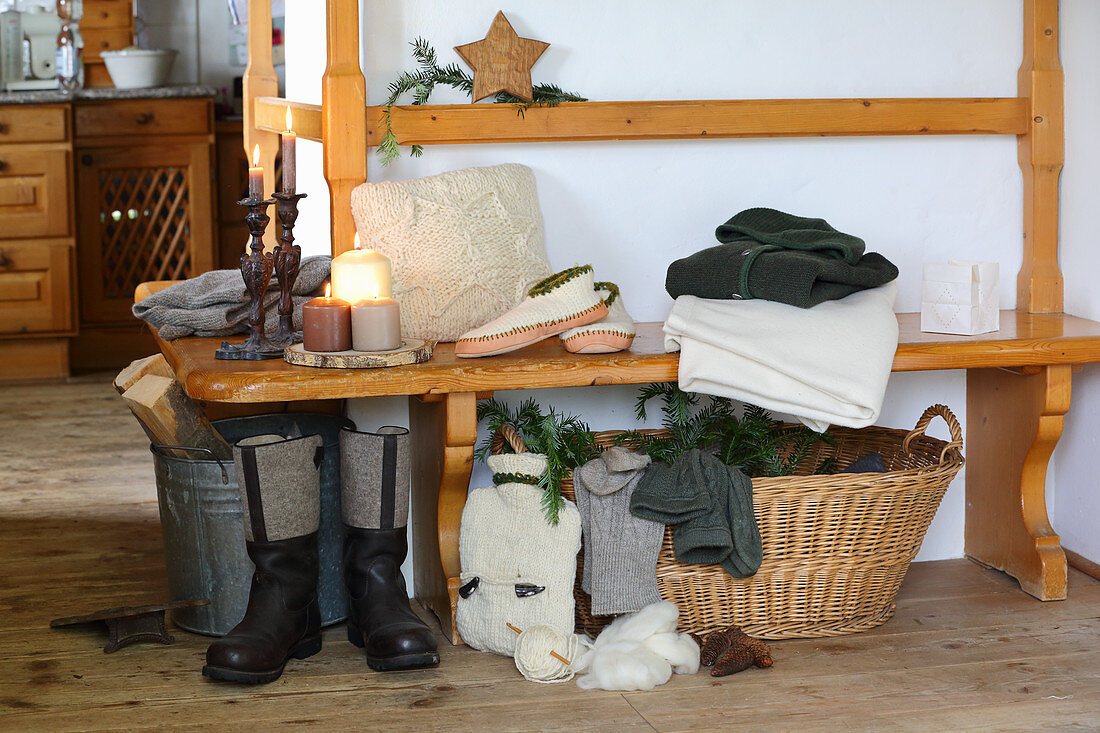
[551,404,964,640]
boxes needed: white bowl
[101,48,178,89]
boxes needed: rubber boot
[203,433,325,684]
[340,426,440,671]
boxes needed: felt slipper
[560,282,636,354]
[454,265,607,358]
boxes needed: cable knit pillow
[350,164,553,342]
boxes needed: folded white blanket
[663,282,898,432]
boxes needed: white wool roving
[574,601,700,691]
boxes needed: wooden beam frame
[253,96,1028,145]
[241,0,278,251]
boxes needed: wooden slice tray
[284,338,434,369]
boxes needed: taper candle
[282,107,296,194]
[302,284,352,352]
[247,144,263,199]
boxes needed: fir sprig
[624,384,837,477]
[476,397,601,524]
[378,38,587,165]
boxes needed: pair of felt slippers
[454,265,636,358]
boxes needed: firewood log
[121,375,232,460]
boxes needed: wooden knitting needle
[506,622,572,665]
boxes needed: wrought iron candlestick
[215,195,283,360]
[270,190,308,347]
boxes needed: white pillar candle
[331,233,394,304]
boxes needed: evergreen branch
[379,38,587,164]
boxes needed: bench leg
[965,364,1070,600]
[409,392,477,645]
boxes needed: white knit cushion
[350,164,553,342]
[456,453,581,657]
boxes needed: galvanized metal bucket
[152,412,353,636]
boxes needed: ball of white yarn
[513,625,589,683]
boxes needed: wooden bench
[142,0,1097,644]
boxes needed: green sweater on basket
[665,207,899,309]
[629,449,763,579]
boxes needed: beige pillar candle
[351,296,402,352]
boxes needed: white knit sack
[456,453,581,657]
[350,164,553,342]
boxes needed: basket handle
[902,404,964,464]
[490,424,528,455]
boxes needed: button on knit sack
[456,453,582,657]
[350,164,553,342]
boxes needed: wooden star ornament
[455,11,550,103]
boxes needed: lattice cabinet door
[76,142,214,324]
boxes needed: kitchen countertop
[0,84,218,105]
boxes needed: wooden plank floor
[2,378,1099,732]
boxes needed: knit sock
[560,282,636,354]
[573,447,663,616]
[455,265,607,358]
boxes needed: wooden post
[1017,0,1064,313]
[323,0,368,256]
[409,392,477,645]
[244,0,279,251]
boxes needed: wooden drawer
[75,99,211,138]
[81,0,133,30]
[0,106,68,144]
[81,27,134,61]
[0,148,70,239]
[0,241,73,335]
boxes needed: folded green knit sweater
[665,207,899,309]
[629,449,762,578]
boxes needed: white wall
[281,0,1100,569]
[1053,0,1100,564]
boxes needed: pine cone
[711,643,754,676]
[742,637,774,668]
[699,627,736,667]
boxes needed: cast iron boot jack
[203,434,325,684]
[340,426,440,671]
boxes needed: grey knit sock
[339,426,411,530]
[573,447,663,616]
[233,433,323,542]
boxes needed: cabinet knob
[0,122,8,135]
[0,160,8,172]
[0,250,12,269]
[81,154,94,166]
[136,112,155,126]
